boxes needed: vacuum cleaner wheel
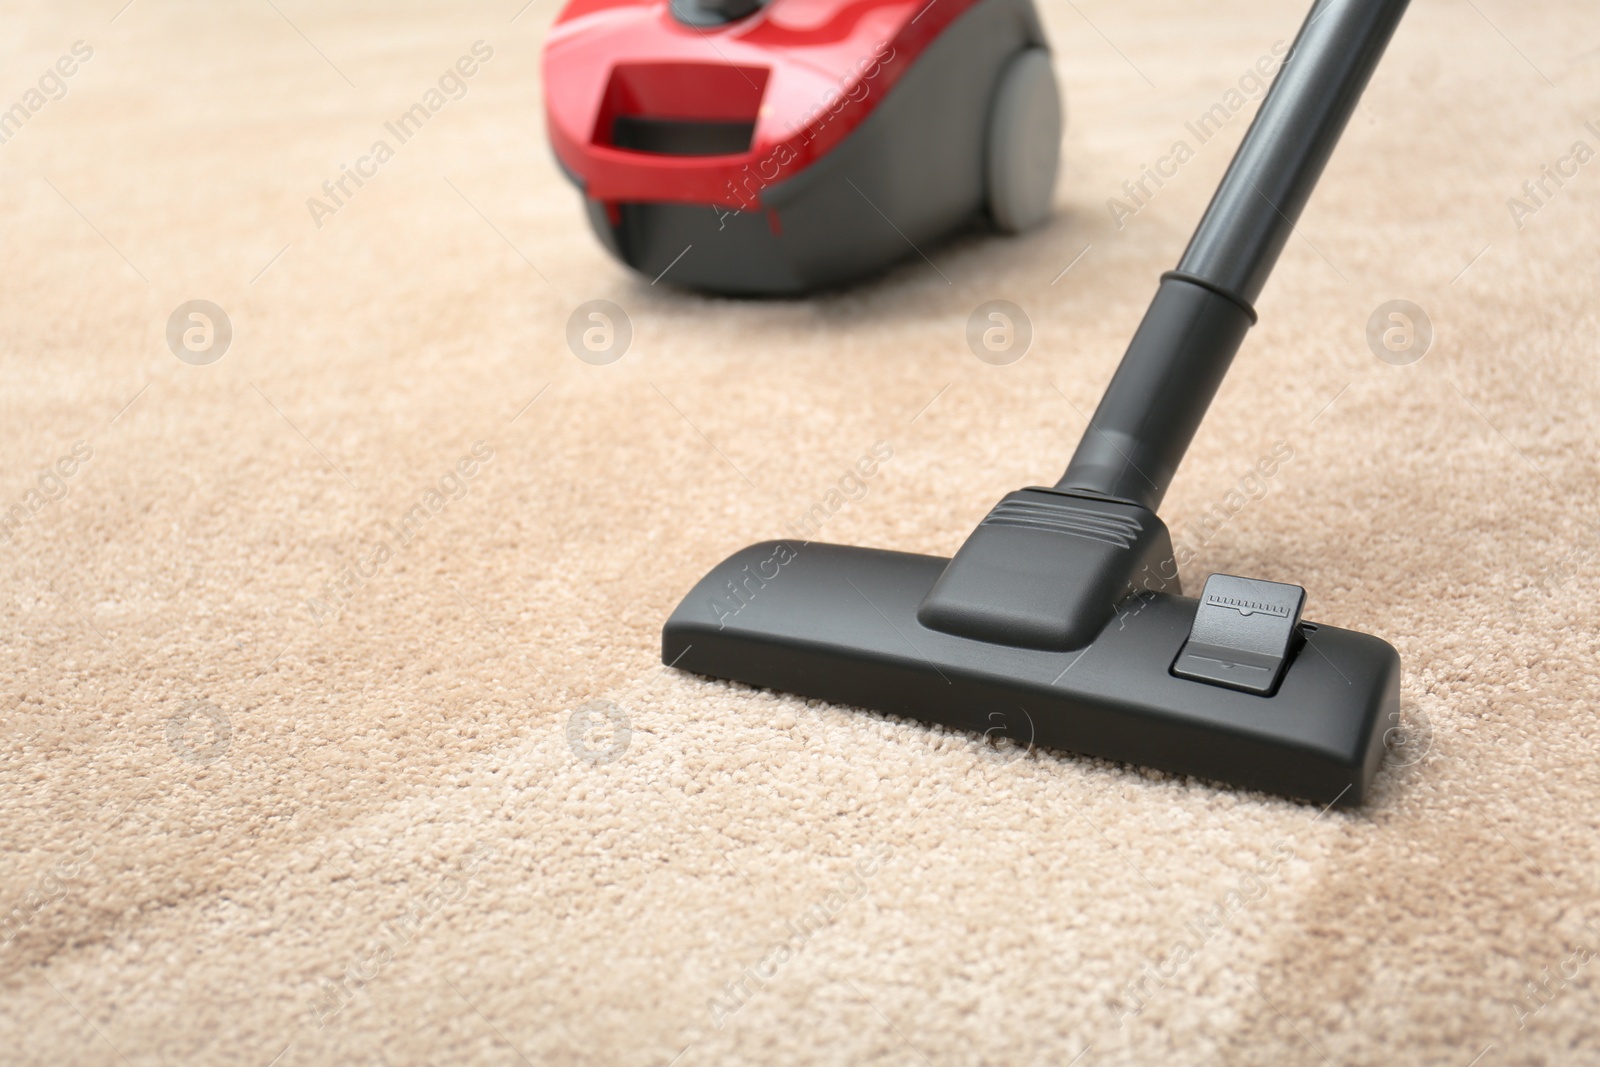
[986,47,1062,234]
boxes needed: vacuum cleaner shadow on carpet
[663,0,1412,807]
[542,0,1062,294]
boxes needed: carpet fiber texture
[4,0,1600,1063]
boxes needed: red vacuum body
[543,0,1061,293]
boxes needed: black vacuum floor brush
[663,0,1410,806]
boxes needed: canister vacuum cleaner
[661,0,1411,806]
[543,0,1063,293]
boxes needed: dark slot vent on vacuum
[980,498,1142,548]
[609,116,755,157]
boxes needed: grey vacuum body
[582,0,1058,294]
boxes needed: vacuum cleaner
[663,0,1411,806]
[542,0,1062,293]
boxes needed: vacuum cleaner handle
[1057,0,1410,511]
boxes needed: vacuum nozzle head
[663,528,1398,807]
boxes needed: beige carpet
[4,0,1600,1062]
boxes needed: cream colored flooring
[3,0,1599,1063]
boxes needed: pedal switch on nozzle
[1172,574,1307,695]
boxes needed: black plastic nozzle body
[1058,0,1410,512]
